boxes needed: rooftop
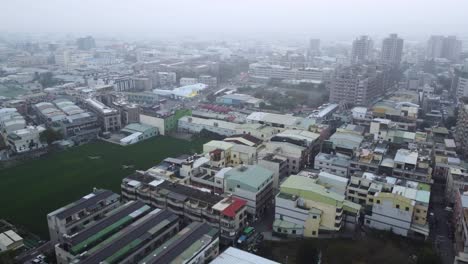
[394,149,418,165]
[139,222,217,264]
[247,112,303,127]
[48,189,119,220]
[210,247,280,264]
[225,165,274,190]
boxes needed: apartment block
[85,98,121,132]
[330,65,386,106]
[211,247,280,264]
[34,99,100,143]
[351,35,373,64]
[47,189,120,245]
[57,206,180,264]
[178,116,237,136]
[453,189,468,263]
[224,165,274,218]
[274,175,360,238]
[249,63,323,82]
[381,34,404,66]
[198,75,218,88]
[349,172,431,237]
[138,222,219,264]
[121,173,246,244]
[314,152,350,178]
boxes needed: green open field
[0,136,207,239]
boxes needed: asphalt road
[430,182,455,264]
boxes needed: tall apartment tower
[329,65,384,106]
[455,101,468,158]
[381,34,404,66]
[442,36,462,61]
[426,35,445,59]
[452,60,468,99]
[309,38,321,56]
[76,36,96,50]
[351,35,373,64]
[427,35,462,61]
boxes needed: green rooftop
[225,165,274,192]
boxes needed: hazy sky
[2,0,468,40]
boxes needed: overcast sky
[2,0,468,40]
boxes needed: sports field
[0,136,207,239]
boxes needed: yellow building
[274,175,360,238]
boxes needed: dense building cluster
[2,32,468,264]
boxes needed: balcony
[167,198,184,208]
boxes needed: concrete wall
[140,114,165,135]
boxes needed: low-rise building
[180,77,198,86]
[224,165,274,218]
[0,230,23,252]
[119,123,158,145]
[121,173,246,244]
[235,123,283,140]
[34,100,100,143]
[56,205,180,264]
[198,75,217,88]
[211,247,280,264]
[246,112,305,129]
[178,116,237,136]
[353,172,431,238]
[274,175,360,238]
[314,152,350,178]
[47,189,120,245]
[454,189,468,263]
[85,98,121,132]
[216,94,263,107]
[136,222,219,264]
[7,126,47,153]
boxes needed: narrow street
[430,182,455,264]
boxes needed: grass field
[0,136,207,239]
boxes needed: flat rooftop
[139,222,217,264]
[211,247,280,264]
[49,189,119,220]
[80,209,178,264]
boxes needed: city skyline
[1,0,468,41]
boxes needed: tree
[40,128,63,144]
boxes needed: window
[312,231,316,235]
[396,204,400,209]
[237,185,240,188]
[376,200,380,204]
[292,230,296,234]
[416,209,420,213]
[312,215,317,219]
[369,198,373,203]
[405,207,409,211]
[415,217,419,221]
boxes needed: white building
[7,126,47,153]
[246,112,304,129]
[314,152,350,178]
[210,247,279,264]
[180,77,198,86]
[249,63,323,82]
[85,98,121,132]
[178,116,237,136]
